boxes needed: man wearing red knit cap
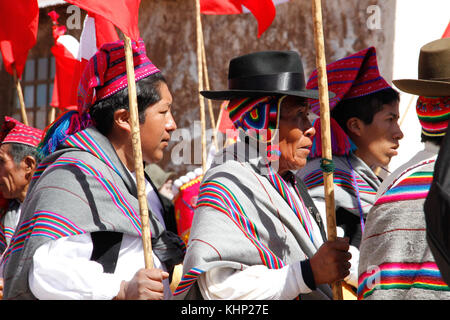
[0,116,43,299]
[297,47,404,294]
[2,39,185,300]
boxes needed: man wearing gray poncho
[173,51,352,300]
[358,38,450,300]
[2,40,185,300]
[297,47,404,293]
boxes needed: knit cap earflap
[227,95,285,144]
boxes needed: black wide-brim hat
[200,50,335,100]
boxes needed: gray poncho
[173,139,332,300]
[297,153,380,246]
[357,157,450,299]
[0,200,20,255]
[2,127,185,300]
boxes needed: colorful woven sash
[375,170,434,206]
[195,180,284,269]
[358,261,450,299]
[2,211,86,265]
[266,166,316,245]
[2,129,143,265]
[0,222,7,251]
[303,168,376,197]
[174,178,286,297]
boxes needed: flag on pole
[201,0,289,37]
[0,0,39,78]
[64,0,141,41]
[49,11,80,111]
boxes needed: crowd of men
[0,37,449,300]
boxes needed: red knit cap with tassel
[306,47,391,158]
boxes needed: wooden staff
[12,65,29,126]
[195,0,207,173]
[123,34,153,269]
[48,107,56,125]
[311,0,342,300]
[200,31,219,151]
[399,95,416,127]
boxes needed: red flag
[201,0,288,37]
[0,0,39,78]
[64,0,140,41]
[442,21,450,38]
[49,10,119,111]
[217,101,239,145]
[201,0,242,14]
[217,101,235,134]
[49,11,80,111]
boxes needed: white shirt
[29,233,169,300]
[197,179,325,300]
[28,174,171,300]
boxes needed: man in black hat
[173,51,351,300]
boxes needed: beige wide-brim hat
[393,38,450,97]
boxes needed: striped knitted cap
[227,96,284,143]
[37,39,160,158]
[306,47,391,115]
[416,96,450,137]
[77,38,160,115]
[0,116,43,147]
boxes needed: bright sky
[388,0,449,173]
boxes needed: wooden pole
[311,0,342,300]
[399,95,416,127]
[123,34,153,269]
[195,0,207,173]
[48,107,56,125]
[12,65,29,126]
